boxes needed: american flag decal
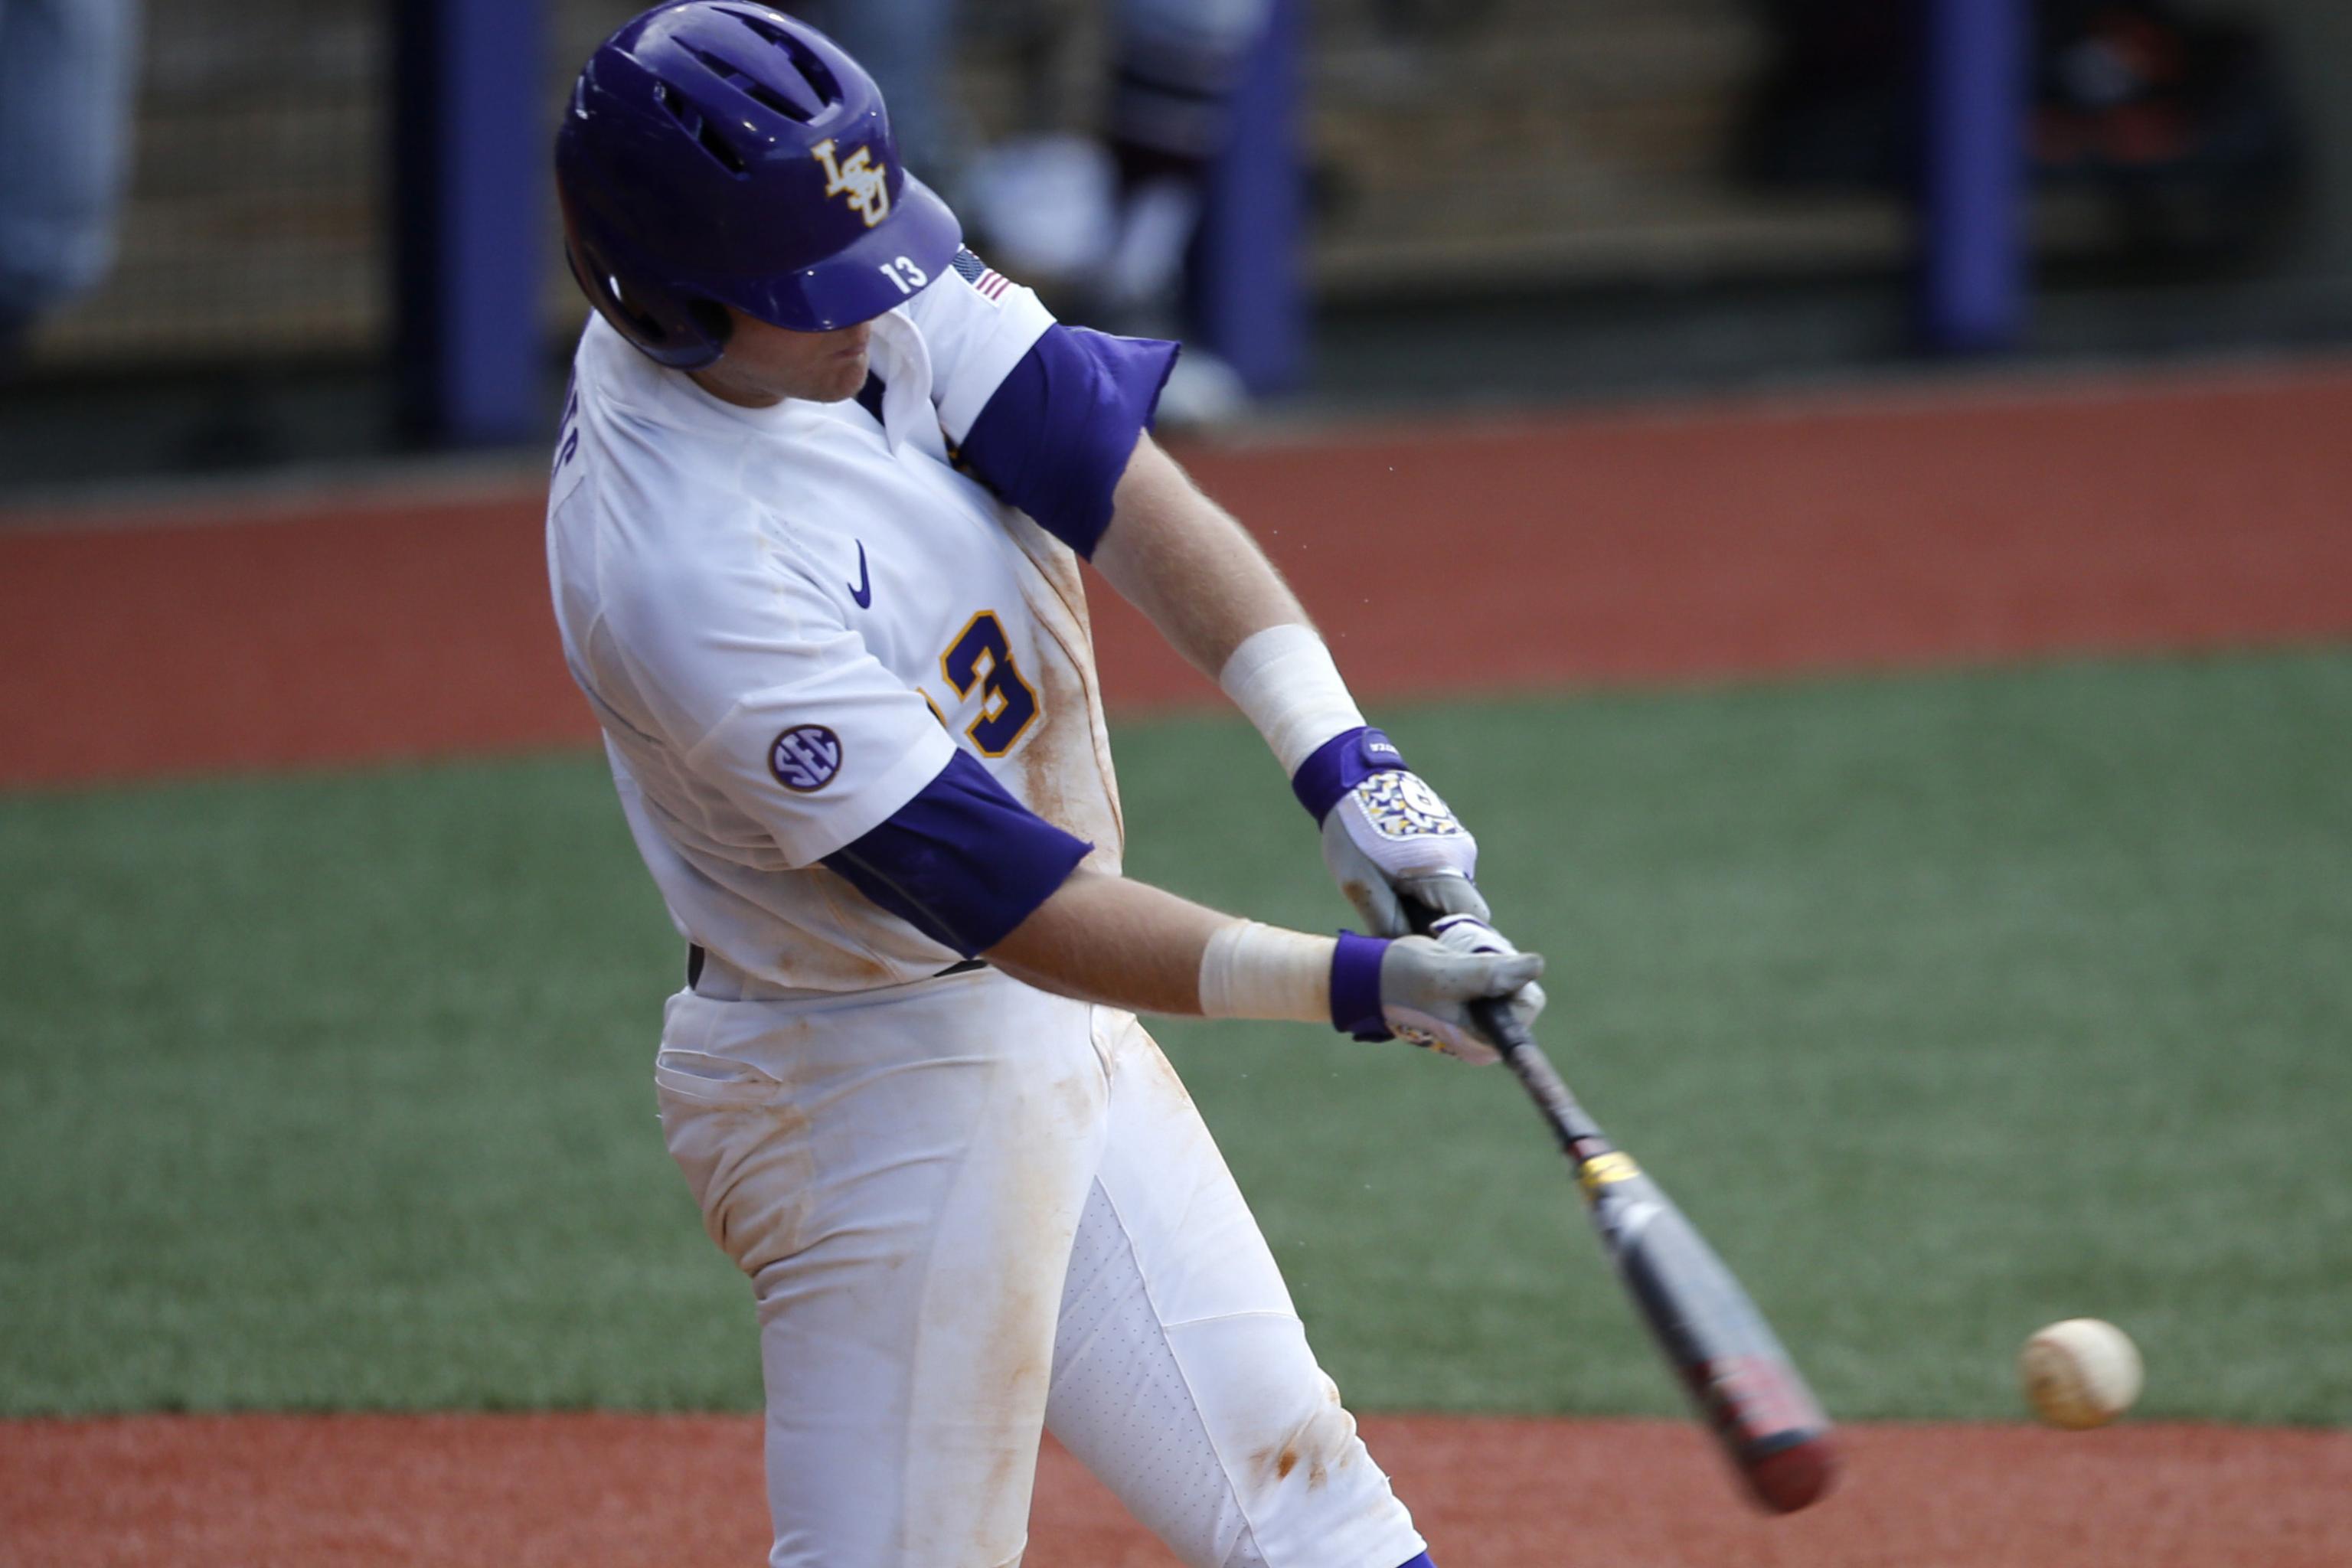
[951,247,1011,305]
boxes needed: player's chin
[804,348,870,403]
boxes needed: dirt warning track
[6,361,2352,787]
[3,1413,2347,1567]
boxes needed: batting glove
[1330,914,1546,1066]
[1295,727,1486,936]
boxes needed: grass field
[5,651,2350,1426]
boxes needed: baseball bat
[1412,903,1838,1514]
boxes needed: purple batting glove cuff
[1292,726,1409,822]
[1330,930,1393,1041]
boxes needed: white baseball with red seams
[2020,1318,2145,1429]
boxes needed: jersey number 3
[941,612,1039,756]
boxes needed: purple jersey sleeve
[953,322,1180,560]
[822,750,1093,958]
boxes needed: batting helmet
[554,2,960,368]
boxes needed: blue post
[1194,0,1305,395]
[1919,0,2027,352]
[394,0,544,445]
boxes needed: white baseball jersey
[545,268,1126,995]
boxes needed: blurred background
[2,0,2347,487]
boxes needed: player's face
[689,310,874,408]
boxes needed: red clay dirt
[3,1413,2347,1568]
[7,362,2352,786]
[6,364,2351,1561]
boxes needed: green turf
[4,652,2350,1423]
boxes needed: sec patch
[769,725,843,792]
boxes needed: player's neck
[686,365,787,410]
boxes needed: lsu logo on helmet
[811,139,890,227]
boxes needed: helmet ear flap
[563,234,661,345]
[686,299,735,350]
[560,229,725,368]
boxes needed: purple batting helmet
[554,2,960,367]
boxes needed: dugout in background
[4,0,2350,487]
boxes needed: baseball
[2020,1318,2143,1429]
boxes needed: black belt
[686,944,984,989]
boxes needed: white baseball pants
[654,965,1426,1568]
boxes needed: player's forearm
[985,868,1335,1024]
[984,867,1538,1060]
[1093,433,1312,680]
[1095,436,1377,786]
[985,869,1236,1015]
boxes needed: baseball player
[546,7,1544,1566]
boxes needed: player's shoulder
[906,247,1050,335]
[941,247,1023,309]
[904,248,1057,436]
[565,313,727,449]
[558,319,766,512]
[552,336,805,599]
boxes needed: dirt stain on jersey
[1006,537,1124,870]
[1118,1024,1197,1116]
[1253,1376,1361,1491]
[1013,632,1082,842]
[908,1034,1104,1559]
[811,874,920,985]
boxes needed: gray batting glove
[1379,914,1547,1065]
[1321,769,1488,936]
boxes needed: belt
[686,944,985,998]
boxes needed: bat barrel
[1600,1165,1841,1513]
[1418,903,1838,1514]
[1740,1427,1840,1514]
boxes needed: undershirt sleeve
[910,248,1179,558]
[952,324,1180,559]
[822,750,1093,958]
[913,248,1057,439]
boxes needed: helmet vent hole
[729,10,842,103]
[776,36,840,105]
[655,78,747,175]
[691,118,738,172]
[688,46,818,124]
[694,119,747,175]
[653,80,699,136]
[740,77,813,123]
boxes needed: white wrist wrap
[1217,623,1367,776]
[1198,920,1334,1024]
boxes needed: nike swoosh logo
[848,541,872,609]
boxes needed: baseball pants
[655,963,1427,1568]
